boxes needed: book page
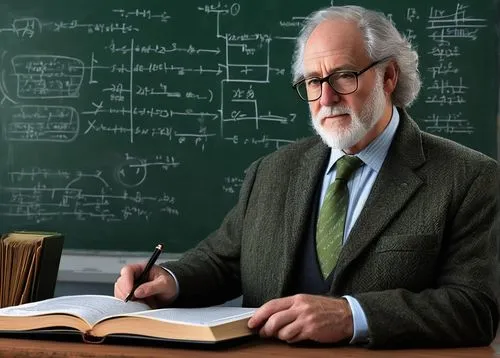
[114,306,256,327]
[0,295,150,326]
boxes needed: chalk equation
[0,4,294,151]
[11,55,84,99]
[222,175,244,194]
[4,105,79,142]
[0,156,180,223]
[399,3,485,135]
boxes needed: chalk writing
[419,3,485,134]
[4,105,79,142]
[11,55,84,99]
[222,176,244,194]
[1,165,179,223]
[427,3,486,46]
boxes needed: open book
[0,295,257,343]
[0,231,64,308]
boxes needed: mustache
[316,105,352,119]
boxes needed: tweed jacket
[163,108,499,348]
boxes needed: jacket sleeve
[160,159,261,307]
[354,161,499,348]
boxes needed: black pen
[124,243,164,303]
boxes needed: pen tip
[157,243,164,251]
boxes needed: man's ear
[383,60,399,95]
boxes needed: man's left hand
[247,294,354,343]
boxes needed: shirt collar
[326,106,400,174]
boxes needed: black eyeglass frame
[292,56,392,102]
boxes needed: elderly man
[115,5,498,348]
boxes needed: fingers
[120,263,146,282]
[115,264,178,308]
[249,299,302,342]
[114,281,126,299]
[248,296,293,329]
[277,320,303,343]
[114,263,146,300]
[258,308,297,338]
[133,271,169,298]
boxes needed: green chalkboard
[0,0,497,252]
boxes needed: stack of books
[0,232,64,308]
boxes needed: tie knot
[335,155,363,181]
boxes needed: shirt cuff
[343,295,369,344]
[160,266,180,302]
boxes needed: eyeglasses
[292,57,391,102]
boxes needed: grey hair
[292,5,421,107]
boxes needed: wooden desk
[0,336,498,358]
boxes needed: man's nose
[319,81,341,106]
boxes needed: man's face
[303,19,389,150]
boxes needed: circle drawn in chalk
[115,158,147,188]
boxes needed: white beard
[310,73,387,150]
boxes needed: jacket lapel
[331,111,427,290]
[278,140,329,296]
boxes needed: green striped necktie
[316,155,363,279]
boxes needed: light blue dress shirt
[320,106,400,343]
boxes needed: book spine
[30,235,64,302]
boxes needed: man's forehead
[302,46,365,76]
[303,19,367,68]
[303,47,359,63]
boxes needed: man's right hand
[114,263,178,308]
